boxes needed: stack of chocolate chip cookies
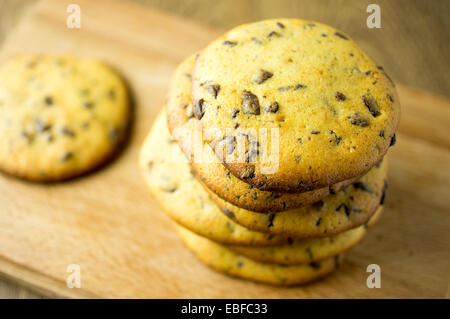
[140,19,400,285]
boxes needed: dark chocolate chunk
[242,90,260,115]
[252,69,273,84]
[348,113,370,127]
[61,127,76,138]
[267,213,275,228]
[193,99,205,120]
[362,94,381,117]
[240,165,255,179]
[44,96,54,106]
[267,31,281,37]
[294,84,306,90]
[221,207,236,220]
[329,130,342,145]
[336,203,350,216]
[21,131,34,144]
[315,217,322,226]
[335,32,348,40]
[231,109,240,119]
[312,200,325,211]
[266,192,282,201]
[276,22,285,28]
[61,152,74,162]
[311,130,320,134]
[206,84,220,98]
[353,182,372,193]
[335,92,346,101]
[310,262,321,269]
[35,119,51,133]
[265,101,279,113]
[390,134,396,146]
[223,40,237,47]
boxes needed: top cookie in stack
[167,19,400,213]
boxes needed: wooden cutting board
[0,0,448,299]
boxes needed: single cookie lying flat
[175,224,341,286]
[191,19,400,192]
[0,55,130,181]
[213,159,388,238]
[140,109,290,246]
[166,54,360,212]
[228,206,382,265]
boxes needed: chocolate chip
[310,262,321,269]
[321,33,327,37]
[276,22,285,28]
[387,95,394,102]
[237,261,244,268]
[267,31,281,37]
[252,69,273,84]
[265,101,279,113]
[311,130,320,134]
[84,101,93,109]
[231,109,240,119]
[193,99,205,120]
[44,96,54,106]
[312,200,325,211]
[206,84,220,98]
[287,237,294,245]
[329,130,342,145]
[353,182,371,193]
[362,94,381,117]
[223,40,237,47]
[351,208,362,214]
[315,217,322,226]
[267,214,275,227]
[335,32,348,40]
[390,134,396,146]
[242,90,260,115]
[21,131,34,144]
[335,92,346,101]
[61,127,76,138]
[349,113,370,127]
[379,130,385,138]
[35,119,51,133]
[278,86,292,92]
[240,165,255,179]
[336,203,350,216]
[266,192,282,201]
[294,84,306,90]
[61,152,73,162]
[221,207,236,220]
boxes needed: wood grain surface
[0,0,449,298]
